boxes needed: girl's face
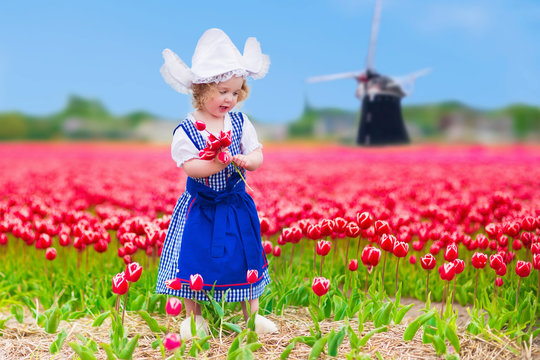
[201,76,244,120]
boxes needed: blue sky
[0,0,539,123]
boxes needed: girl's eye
[233,92,239,96]
[220,91,227,95]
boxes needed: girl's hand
[232,154,250,169]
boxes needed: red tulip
[348,259,358,271]
[166,297,182,316]
[420,253,436,270]
[273,245,281,257]
[439,262,456,281]
[367,247,381,266]
[498,235,508,247]
[0,233,7,245]
[312,277,330,297]
[199,149,217,160]
[444,243,458,262]
[94,239,108,253]
[206,137,222,151]
[189,274,204,291]
[316,240,331,256]
[262,240,273,255]
[476,234,489,249]
[247,269,259,284]
[485,223,500,240]
[503,222,520,237]
[219,130,232,147]
[495,277,504,287]
[521,216,537,232]
[125,262,143,282]
[496,263,507,276]
[512,240,522,251]
[453,259,465,274]
[345,222,360,238]
[165,278,182,290]
[320,219,335,237]
[374,220,391,235]
[260,218,270,234]
[59,233,71,247]
[533,254,540,270]
[194,120,206,131]
[379,234,395,252]
[112,272,129,295]
[163,333,182,351]
[333,217,347,233]
[515,260,532,278]
[392,241,408,258]
[307,224,322,240]
[356,212,373,229]
[409,255,417,265]
[489,254,504,270]
[531,243,540,255]
[471,252,487,269]
[218,151,230,163]
[45,247,57,261]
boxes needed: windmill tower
[307,0,430,146]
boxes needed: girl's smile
[202,76,244,120]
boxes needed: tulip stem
[289,243,296,267]
[494,285,499,308]
[441,282,448,316]
[115,295,120,313]
[344,238,351,269]
[394,258,400,295]
[232,163,254,192]
[320,256,325,278]
[355,237,362,259]
[451,277,456,309]
[515,276,522,309]
[474,269,479,308]
[122,289,129,326]
[381,252,387,289]
[364,268,370,294]
[313,242,317,273]
[426,271,430,302]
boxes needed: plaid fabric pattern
[156,112,269,302]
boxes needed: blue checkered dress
[156,112,270,302]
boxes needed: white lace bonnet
[160,28,270,95]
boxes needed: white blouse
[171,112,262,167]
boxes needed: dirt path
[1,305,537,360]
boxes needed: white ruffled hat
[160,28,270,95]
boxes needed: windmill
[307,0,430,146]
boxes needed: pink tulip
[246,269,259,284]
[189,274,204,291]
[166,297,182,316]
[125,262,142,282]
[312,277,330,297]
[112,272,129,295]
[348,259,358,271]
[163,333,182,351]
[45,247,57,261]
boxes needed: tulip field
[1,142,540,359]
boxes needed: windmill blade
[390,68,432,96]
[365,0,383,71]
[306,71,363,83]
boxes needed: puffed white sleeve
[171,127,199,167]
[240,114,263,155]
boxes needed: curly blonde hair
[192,80,250,110]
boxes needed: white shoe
[254,314,278,335]
[180,315,209,340]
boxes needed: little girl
[156,28,277,338]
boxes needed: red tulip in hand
[189,274,204,291]
[218,151,230,164]
[194,120,206,131]
[163,333,182,352]
[125,262,143,282]
[312,277,330,297]
[219,130,232,147]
